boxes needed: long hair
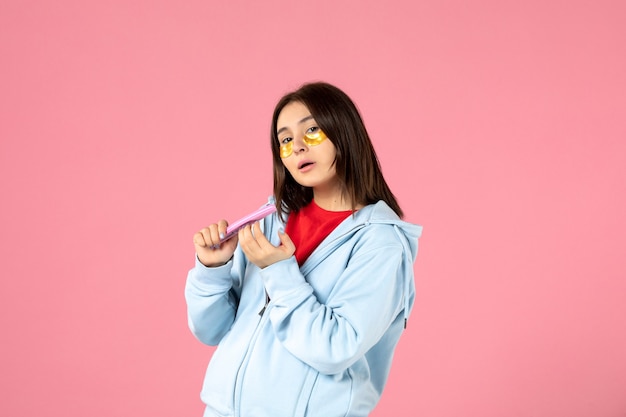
[270,82,403,219]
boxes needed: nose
[292,135,308,155]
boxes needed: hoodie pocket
[304,371,353,417]
[200,341,241,416]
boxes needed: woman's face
[276,101,339,192]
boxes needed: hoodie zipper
[234,296,271,415]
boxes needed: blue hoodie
[185,198,422,417]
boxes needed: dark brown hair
[270,82,403,219]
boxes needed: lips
[298,160,314,169]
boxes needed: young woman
[186,82,422,417]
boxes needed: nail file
[220,203,277,243]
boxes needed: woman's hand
[238,222,296,268]
[193,220,238,267]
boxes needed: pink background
[1,1,625,416]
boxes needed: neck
[313,186,362,212]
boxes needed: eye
[280,136,293,145]
[305,126,320,135]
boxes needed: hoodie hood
[352,201,422,327]
[353,200,423,259]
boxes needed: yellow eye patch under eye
[279,130,328,158]
[303,129,327,146]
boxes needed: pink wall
[1,1,625,416]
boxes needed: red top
[285,200,353,266]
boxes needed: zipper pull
[258,291,270,316]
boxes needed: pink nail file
[220,203,277,243]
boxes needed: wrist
[196,254,229,268]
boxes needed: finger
[239,224,260,252]
[239,224,254,244]
[203,227,217,246]
[251,222,261,240]
[217,219,229,241]
[198,225,222,249]
[251,222,271,247]
[237,226,249,254]
[210,223,224,246]
[199,227,215,248]
[193,231,208,247]
[278,230,296,255]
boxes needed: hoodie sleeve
[184,254,242,346]
[260,226,411,375]
[185,201,277,346]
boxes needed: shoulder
[350,201,422,258]
[351,222,404,253]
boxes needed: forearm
[261,249,405,374]
[185,257,238,345]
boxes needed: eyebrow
[277,115,315,135]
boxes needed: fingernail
[219,233,225,240]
